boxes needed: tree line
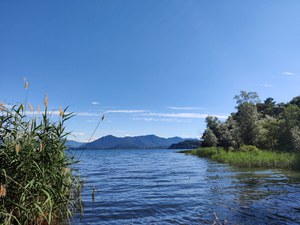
[201,91,300,152]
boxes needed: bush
[0,104,82,224]
[239,145,259,153]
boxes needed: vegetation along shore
[183,147,300,170]
[183,91,300,171]
[0,82,82,224]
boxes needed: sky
[1,0,300,142]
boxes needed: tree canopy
[201,91,300,152]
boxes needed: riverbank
[182,147,300,171]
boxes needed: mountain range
[168,139,202,149]
[68,135,184,149]
[65,140,85,148]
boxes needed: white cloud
[142,112,228,119]
[4,104,13,109]
[105,109,146,113]
[77,112,100,117]
[283,72,295,75]
[22,110,59,116]
[167,106,203,110]
[133,117,192,123]
[6,107,227,122]
[73,132,85,136]
[72,137,98,143]
[260,84,273,87]
[21,110,101,117]
[91,102,99,105]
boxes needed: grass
[183,147,300,171]
[0,103,82,224]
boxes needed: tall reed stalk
[0,102,82,224]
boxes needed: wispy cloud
[21,110,60,116]
[260,84,273,87]
[167,106,203,110]
[73,132,85,136]
[18,109,147,118]
[91,101,99,105]
[142,112,228,119]
[133,117,192,123]
[105,109,147,113]
[282,72,295,76]
[22,110,102,117]
[5,104,13,109]
[76,112,100,117]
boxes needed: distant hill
[66,140,85,148]
[79,135,184,149]
[168,139,202,149]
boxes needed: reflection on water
[70,149,300,225]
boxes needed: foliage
[239,145,259,153]
[201,128,217,147]
[0,104,82,224]
[235,103,260,146]
[188,147,300,170]
[201,91,300,154]
[234,91,260,105]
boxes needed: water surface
[70,149,300,225]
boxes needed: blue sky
[1,0,300,141]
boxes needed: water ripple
[70,149,300,225]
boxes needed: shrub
[0,104,82,224]
[239,145,259,153]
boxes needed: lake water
[70,149,300,225]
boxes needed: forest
[201,91,300,152]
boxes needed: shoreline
[181,147,300,171]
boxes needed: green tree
[218,123,235,149]
[202,128,218,147]
[291,127,300,152]
[257,97,276,117]
[205,116,222,142]
[290,96,300,107]
[278,105,300,151]
[258,116,280,150]
[237,103,260,145]
[234,91,260,105]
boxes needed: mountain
[81,135,184,149]
[168,139,202,149]
[66,140,85,148]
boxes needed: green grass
[183,147,300,171]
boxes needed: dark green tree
[234,91,261,146]
[205,116,222,142]
[257,97,276,117]
[202,128,218,147]
[278,105,300,151]
[290,96,300,107]
[234,91,260,105]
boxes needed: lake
[70,149,300,225]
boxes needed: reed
[0,103,82,224]
[184,147,300,171]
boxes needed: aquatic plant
[0,101,82,224]
[187,147,300,171]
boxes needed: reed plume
[24,81,29,90]
[59,106,64,117]
[44,95,48,108]
[0,184,6,197]
[15,144,21,154]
